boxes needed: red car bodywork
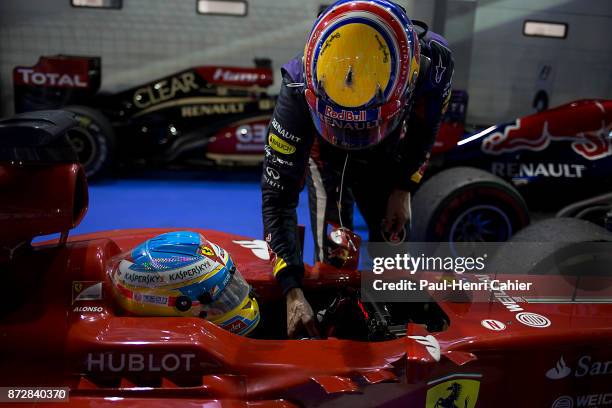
[1,168,612,406]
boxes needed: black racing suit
[262,31,454,294]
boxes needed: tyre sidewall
[426,183,529,241]
[66,107,114,179]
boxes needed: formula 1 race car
[412,99,612,243]
[12,55,471,181]
[2,111,612,407]
[13,55,277,178]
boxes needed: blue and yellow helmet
[110,231,259,336]
[304,0,420,149]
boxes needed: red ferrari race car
[13,55,277,178]
[412,99,612,243]
[2,113,612,407]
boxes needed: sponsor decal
[263,175,284,190]
[552,396,574,408]
[515,311,551,328]
[118,258,218,288]
[491,162,586,179]
[324,105,367,122]
[426,379,480,408]
[86,353,195,373]
[72,281,103,304]
[200,246,215,257]
[318,114,380,130]
[552,394,612,408]
[407,335,440,362]
[213,68,260,83]
[220,317,248,334]
[133,72,199,109]
[268,133,296,155]
[265,167,280,180]
[265,146,294,167]
[482,120,612,161]
[135,293,169,306]
[475,274,551,328]
[14,67,88,88]
[547,357,572,379]
[123,271,164,285]
[73,306,104,313]
[434,54,446,84]
[271,118,301,142]
[167,264,209,282]
[546,356,572,380]
[232,240,270,261]
[181,102,245,117]
[547,355,612,380]
[481,319,506,331]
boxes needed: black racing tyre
[64,105,115,179]
[487,218,612,279]
[411,167,530,243]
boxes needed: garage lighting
[523,20,568,39]
[71,0,122,8]
[197,0,248,16]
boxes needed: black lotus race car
[13,55,276,178]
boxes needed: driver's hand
[286,287,320,338]
[384,189,411,234]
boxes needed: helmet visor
[305,88,404,150]
[201,269,250,319]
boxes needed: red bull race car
[412,99,612,243]
[12,55,277,178]
[1,109,612,407]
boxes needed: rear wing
[13,55,101,113]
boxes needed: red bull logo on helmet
[317,102,381,130]
[324,105,367,122]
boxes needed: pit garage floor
[72,169,368,264]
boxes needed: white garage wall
[0,0,314,115]
[0,0,433,116]
[1,0,610,123]
[464,0,612,124]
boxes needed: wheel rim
[449,204,513,243]
[67,128,97,169]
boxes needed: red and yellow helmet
[304,0,420,149]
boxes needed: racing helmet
[304,0,420,149]
[109,231,260,336]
